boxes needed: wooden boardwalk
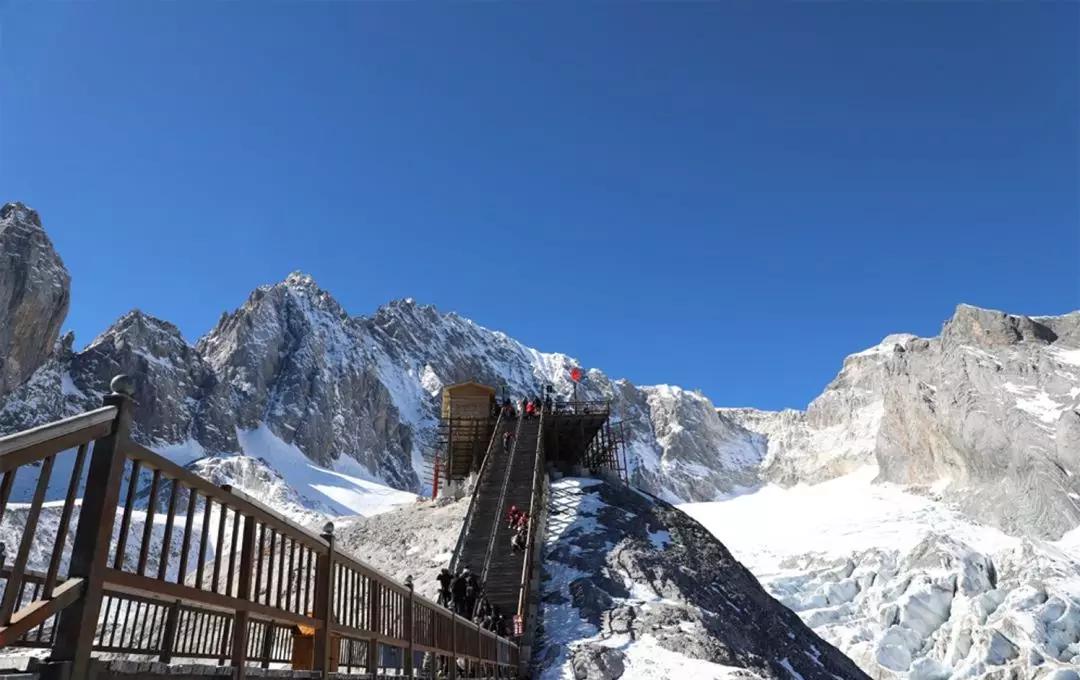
[0,376,518,679]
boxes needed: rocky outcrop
[626,385,764,501]
[727,306,1080,539]
[197,274,417,490]
[74,311,238,452]
[0,202,70,395]
[535,478,871,679]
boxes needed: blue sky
[1,3,1077,410]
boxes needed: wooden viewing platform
[0,376,518,679]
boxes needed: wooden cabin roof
[443,381,496,394]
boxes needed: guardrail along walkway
[0,375,518,679]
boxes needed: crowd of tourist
[436,566,508,636]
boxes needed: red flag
[570,367,582,383]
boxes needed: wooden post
[449,611,458,680]
[367,580,380,674]
[45,375,135,680]
[313,522,335,679]
[432,454,441,500]
[231,515,257,678]
[404,576,415,678]
[260,622,275,668]
[159,599,182,662]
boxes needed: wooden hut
[439,382,497,483]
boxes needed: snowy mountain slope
[682,469,1080,679]
[534,477,871,680]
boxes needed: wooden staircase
[451,416,517,574]
[452,414,543,620]
[481,415,541,618]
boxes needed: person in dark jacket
[436,568,453,608]
[502,430,514,453]
[451,568,469,616]
[464,571,481,617]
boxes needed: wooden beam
[102,569,319,629]
[0,577,83,647]
[0,406,115,459]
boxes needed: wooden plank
[0,406,116,460]
[136,468,162,575]
[44,442,89,598]
[103,568,319,629]
[157,478,181,581]
[113,459,142,570]
[230,514,255,677]
[0,453,55,624]
[0,577,83,647]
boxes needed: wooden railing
[479,414,528,585]
[516,416,546,622]
[549,400,610,416]
[449,410,504,575]
[0,375,518,679]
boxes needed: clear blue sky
[1,3,1077,410]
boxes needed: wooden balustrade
[0,375,519,678]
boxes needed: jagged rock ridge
[0,203,70,395]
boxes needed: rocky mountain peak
[282,270,318,289]
[942,303,1058,349]
[0,201,43,227]
[87,309,188,352]
[0,201,71,395]
[273,271,350,321]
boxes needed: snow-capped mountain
[3,201,1079,679]
[0,201,766,510]
[1,201,1078,539]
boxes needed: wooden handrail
[517,411,546,619]
[0,406,116,472]
[481,412,527,584]
[449,410,504,574]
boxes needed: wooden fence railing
[0,375,518,679]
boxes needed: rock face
[535,477,871,679]
[196,273,417,489]
[727,307,1080,539]
[0,202,70,396]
